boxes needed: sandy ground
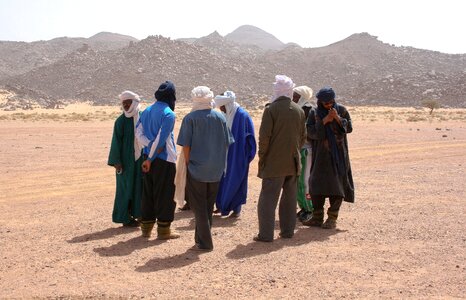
[0,106,465,299]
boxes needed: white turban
[272,75,295,102]
[119,90,141,118]
[214,90,239,129]
[118,90,142,160]
[293,86,313,108]
[191,86,214,111]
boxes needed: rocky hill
[0,28,465,109]
[0,32,138,80]
[224,25,285,51]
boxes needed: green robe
[107,114,143,224]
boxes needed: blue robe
[216,107,256,215]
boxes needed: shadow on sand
[93,236,165,257]
[135,249,208,272]
[67,226,139,243]
[226,227,347,259]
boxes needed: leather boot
[156,221,180,240]
[302,209,324,227]
[140,221,155,238]
[322,210,338,229]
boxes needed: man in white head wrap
[254,75,306,242]
[292,86,314,222]
[272,74,295,102]
[177,86,234,251]
[213,91,256,218]
[107,90,143,227]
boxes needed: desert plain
[0,103,465,299]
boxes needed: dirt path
[0,119,465,299]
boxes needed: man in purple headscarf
[254,75,306,242]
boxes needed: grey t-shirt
[177,109,234,182]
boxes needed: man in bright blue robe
[214,91,256,217]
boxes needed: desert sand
[0,104,465,299]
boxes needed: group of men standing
[107,75,354,251]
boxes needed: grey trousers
[257,176,297,241]
[186,171,219,250]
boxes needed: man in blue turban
[303,87,354,229]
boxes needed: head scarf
[191,86,214,111]
[119,90,141,118]
[214,90,240,129]
[316,86,336,104]
[155,80,176,111]
[118,90,142,161]
[293,86,313,108]
[272,75,295,102]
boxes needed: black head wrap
[316,86,335,103]
[155,80,176,111]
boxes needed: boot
[156,221,180,240]
[322,210,338,229]
[302,209,323,227]
[140,221,155,237]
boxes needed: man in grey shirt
[177,86,234,251]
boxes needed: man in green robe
[107,91,143,227]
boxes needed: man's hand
[142,160,151,173]
[114,164,123,174]
[323,108,338,125]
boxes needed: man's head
[214,91,236,114]
[155,80,176,111]
[122,99,132,111]
[118,90,140,112]
[293,86,313,104]
[316,87,336,109]
[272,75,295,101]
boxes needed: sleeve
[306,108,326,141]
[246,115,257,163]
[176,116,192,147]
[149,112,175,161]
[258,107,272,161]
[337,106,353,134]
[107,118,123,166]
[135,119,150,147]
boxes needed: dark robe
[306,104,354,202]
[108,114,143,223]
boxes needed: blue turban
[155,80,176,111]
[316,87,336,103]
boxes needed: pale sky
[0,0,465,54]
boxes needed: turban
[118,90,141,119]
[272,75,295,101]
[316,87,336,103]
[214,90,239,129]
[155,80,176,110]
[214,90,236,107]
[293,86,313,107]
[191,86,214,111]
[119,90,140,102]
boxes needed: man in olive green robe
[107,91,143,226]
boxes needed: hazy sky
[1,0,465,54]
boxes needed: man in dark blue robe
[214,91,256,218]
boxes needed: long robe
[108,114,143,223]
[216,107,256,215]
[307,104,355,203]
